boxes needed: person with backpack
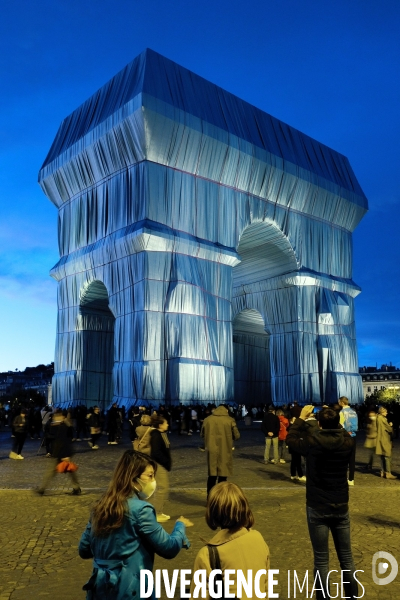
[339,397,358,486]
[134,414,152,454]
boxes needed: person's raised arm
[136,504,193,559]
[286,405,314,456]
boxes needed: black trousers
[13,432,26,455]
[91,433,101,446]
[290,451,303,477]
[207,475,227,496]
[108,426,117,442]
[348,439,356,481]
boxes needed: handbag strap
[138,426,152,448]
[207,545,222,571]
[207,545,237,600]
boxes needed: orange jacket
[278,415,289,440]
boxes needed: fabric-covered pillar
[109,240,239,406]
[51,273,115,410]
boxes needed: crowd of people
[76,398,390,600]
[262,398,397,482]
[4,397,398,484]
[2,396,398,599]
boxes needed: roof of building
[40,48,367,208]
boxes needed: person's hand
[176,517,194,527]
[389,422,393,427]
[299,405,314,420]
[267,432,273,437]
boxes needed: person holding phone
[287,405,359,600]
[79,451,193,599]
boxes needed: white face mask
[136,477,157,500]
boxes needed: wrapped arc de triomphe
[39,49,368,409]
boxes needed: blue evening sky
[0,0,399,371]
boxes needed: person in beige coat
[201,405,240,495]
[134,414,152,455]
[190,482,270,600]
[375,407,396,479]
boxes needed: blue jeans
[306,506,358,599]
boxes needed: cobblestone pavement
[1,423,400,599]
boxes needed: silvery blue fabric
[39,49,367,408]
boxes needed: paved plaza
[0,422,399,599]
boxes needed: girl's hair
[206,482,254,531]
[91,451,156,536]
[276,409,283,416]
[140,414,151,425]
[150,414,167,429]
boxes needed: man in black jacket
[261,406,280,464]
[287,405,359,600]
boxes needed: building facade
[360,365,400,400]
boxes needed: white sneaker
[270,459,277,464]
[279,459,286,463]
[110,441,118,445]
[92,445,99,450]
[290,476,298,480]
[17,454,24,460]
[298,476,306,482]
[156,513,171,523]
[76,438,81,441]
[9,451,18,459]
[348,480,355,486]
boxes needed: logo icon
[372,551,398,585]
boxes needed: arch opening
[233,221,298,288]
[79,280,115,410]
[232,309,271,405]
[232,221,297,405]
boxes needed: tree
[366,388,400,404]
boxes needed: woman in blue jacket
[79,450,193,599]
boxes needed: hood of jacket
[312,428,349,451]
[212,406,229,417]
